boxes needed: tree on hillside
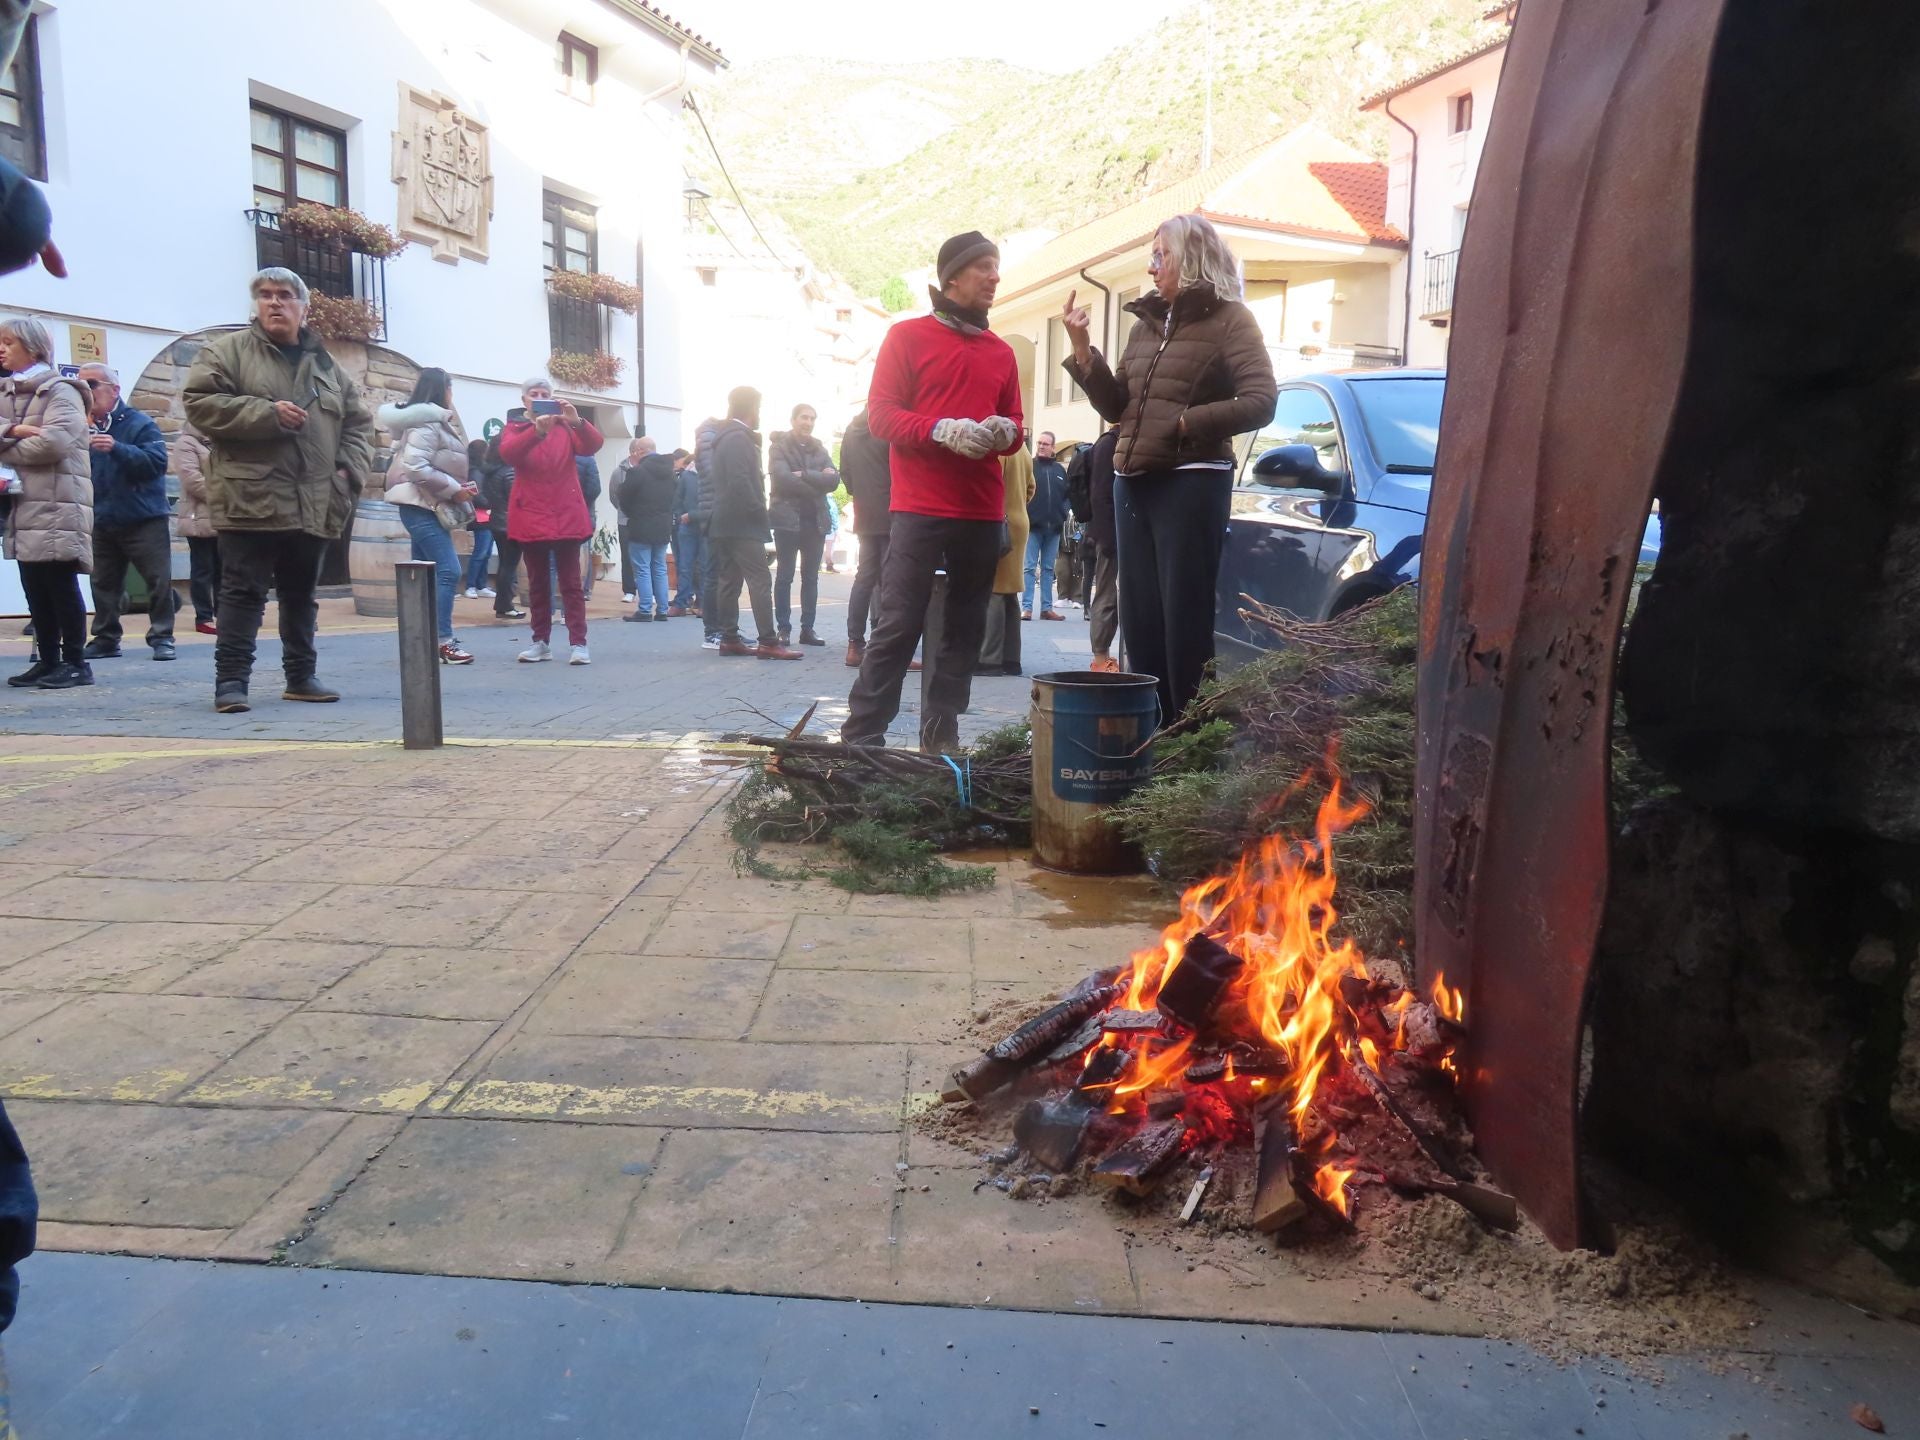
[880,275,912,312]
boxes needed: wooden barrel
[348,498,412,617]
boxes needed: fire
[1431,972,1465,1024]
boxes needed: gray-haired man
[77,363,175,661]
[183,267,373,713]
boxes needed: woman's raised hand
[1061,290,1093,364]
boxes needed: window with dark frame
[0,17,46,182]
[542,190,598,273]
[250,101,347,211]
[1448,92,1474,135]
[558,33,598,104]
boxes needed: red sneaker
[195,620,217,635]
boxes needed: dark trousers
[523,540,587,647]
[90,516,176,646]
[0,1097,35,1335]
[187,535,222,625]
[1088,542,1119,656]
[978,591,1023,673]
[773,526,824,636]
[1113,469,1232,722]
[842,513,1000,745]
[711,534,775,646]
[701,527,723,636]
[214,529,327,687]
[847,530,890,647]
[491,534,521,614]
[616,521,635,597]
[18,560,86,666]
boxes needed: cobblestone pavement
[0,573,1098,747]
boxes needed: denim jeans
[464,527,494,590]
[627,541,671,615]
[397,504,459,640]
[673,521,704,608]
[1024,528,1062,615]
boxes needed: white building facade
[0,0,723,608]
[1364,9,1512,369]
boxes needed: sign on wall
[69,326,106,365]
[391,85,494,265]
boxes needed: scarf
[928,287,991,336]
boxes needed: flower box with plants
[306,293,382,342]
[279,202,409,259]
[546,269,642,314]
[548,349,625,391]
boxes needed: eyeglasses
[83,379,112,389]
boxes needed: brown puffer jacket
[0,365,92,569]
[1065,283,1277,476]
[173,424,215,539]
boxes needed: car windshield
[1351,378,1444,472]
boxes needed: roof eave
[1359,36,1506,110]
[603,0,729,68]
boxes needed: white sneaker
[480,586,496,598]
[701,635,721,651]
[518,640,551,663]
[622,593,636,604]
[569,644,590,665]
[463,587,480,599]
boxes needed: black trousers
[977,591,1023,673]
[491,534,521,615]
[842,513,1000,745]
[711,534,776,645]
[17,560,86,666]
[773,526,824,636]
[214,530,327,687]
[847,530,890,646]
[90,516,177,645]
[187,535,222,625]
[616,521,635,596]
[701,526,722,636]
[1113,469,1232,723]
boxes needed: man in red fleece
[843,231,1023,751]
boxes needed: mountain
[691,0,1499,298]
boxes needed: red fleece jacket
[500,415,604,543]
[867,315,1023,521]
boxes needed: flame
[1383,990,1414,1047]
[1312,1161,1357,1217]
[1431,972,1465,1024]
[1112,1034,1195,1097]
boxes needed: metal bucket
[348,498,410,617]
[1029,670,1160,874]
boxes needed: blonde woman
[1062,214,1276,720]
[0,316,92,688]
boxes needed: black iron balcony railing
[1422,247,1460,318]
[245,208,389,342]
[547,289,608,355]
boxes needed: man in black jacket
[478,428,527,619]
[707,387,800,661]
[839,405,892,668]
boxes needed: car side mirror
[1252,443,1344,494]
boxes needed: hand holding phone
[530,400,564,417]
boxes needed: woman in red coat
[498,377,604,664]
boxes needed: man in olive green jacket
[184,267,373,713]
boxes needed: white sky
[669,0,1172,73]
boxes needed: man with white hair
[77,362,174,661]
[183,267,373,713]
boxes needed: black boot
[6,659,54,688]
[283,676,340,703]
[214,682,250,713]
[35,662,94,689]
[81,638,121,659]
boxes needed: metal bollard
[394,561,443,750]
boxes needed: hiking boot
[151,639,177,662]
[666,606,688,618]
[717,637,755,656]
[7,659,55,688]
[439,640,475,665]
[35,661,93,689]
[798,631,826,647]
[81,638,120,659]
[283,676,339,702]
[844,643,864,668]
[754,643,803,661]
[214,682,250,713]
[569,645,591,665]
[1041,610,1066,621]
[518,640,552,663]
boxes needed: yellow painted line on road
[446,1078,898,1125]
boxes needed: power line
[697,197,754,261]
[684,93,792,268]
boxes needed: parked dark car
[1214,368,1660,662]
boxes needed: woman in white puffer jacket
[379,368,476,664]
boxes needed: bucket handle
[1052,693,1163,763]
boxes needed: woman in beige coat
[376,367,475,664]
[172,423,219,634]
[0,316,92,688]
[978,441,1035,677]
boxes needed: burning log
[1345,1043,1469,1181]
[1062,966,1125,1003]
[1015,1097,1094,1172]
[1155,933,1244,1031]
[1383,1170,1519,1231]
[1183,1049,1290,1085]
[1092,1118,1188,1197]
[944,984,1124,1102]
[1044,1013,1107,1066]
[1251,1100,1309,1233]
[1101,1008,1165,1035]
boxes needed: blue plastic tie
[941,754,973,810]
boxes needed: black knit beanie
[936,231,998,289]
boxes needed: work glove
[931,417,993,460]
[978,416,1020,453]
